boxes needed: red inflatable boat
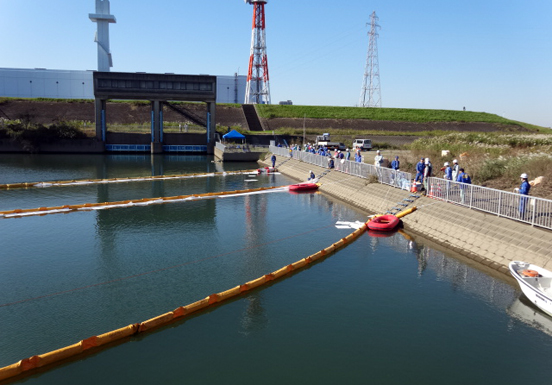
[367,214,400,232]
[256,167,278,174]
[288,182,320,192]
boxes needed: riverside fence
[427,177,552,230]
[270,146,552,231]
[269,146,412,191]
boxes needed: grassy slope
[256,104,548,132]
[2,97,547,132]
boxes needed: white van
[353,139,372,151]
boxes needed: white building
[0,68,246,104]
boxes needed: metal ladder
[385,194,421,215]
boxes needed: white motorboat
[509,261,552,316]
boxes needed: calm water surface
[1,154,552,385]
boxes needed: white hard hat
[453,159,458,163]
[309,170,312,173]
[444,162,449,166]
[425,158,430,164]
[377,150,381,153]
[520,173,528,179]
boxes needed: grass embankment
[250,104,548,141]
[257,104,504,122]
[255,104,546,132]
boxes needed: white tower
[359,11,381,108]
[89,0,116,72]
[244,0,271,105]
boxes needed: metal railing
[427,177,552,230]
[270,145,552,230]
[269,146,412,190]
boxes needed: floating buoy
[521,269,540,277]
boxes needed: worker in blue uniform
[415,157,425,183]
[391,156,400,170]
[443,162,452,180]
[518,173,531,218]
[457,168,471,203]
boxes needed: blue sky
[1,0,551,128]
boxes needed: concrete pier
[264,155,552,276]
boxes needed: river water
[1,154,552,385]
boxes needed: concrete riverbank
[263,155,552,276]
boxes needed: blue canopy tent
[222,129,246,144]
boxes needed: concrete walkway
[264,155,552,276]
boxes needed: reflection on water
[2,154,552,384]
[240,294,268,336]
[0,153,260,184]
[374,231,518,312]
[508,295,552,337]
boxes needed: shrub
[475,158,508,182]
[1,121,88,152]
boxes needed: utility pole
[359,11,381,108]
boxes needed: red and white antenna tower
[244,0,271,104]
[359,11,381,108]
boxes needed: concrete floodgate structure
[263,155,552,276]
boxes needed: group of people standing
[414,157,435,192]
[414,157,472,192]
[278,146,534,218]
[373,150,400,170]
[420,157,531,217]
[442,159,471,184]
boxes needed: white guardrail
[270,145,552,230]
[269,145,412,191]
[427,177,552,230]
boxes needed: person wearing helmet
[374,150,383,167]
[308,170,315,181]
[373,150,384,180]
[451,159,460,181]
[456,168,471,204]
[443,162,452,180]
[519,173,531,217]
